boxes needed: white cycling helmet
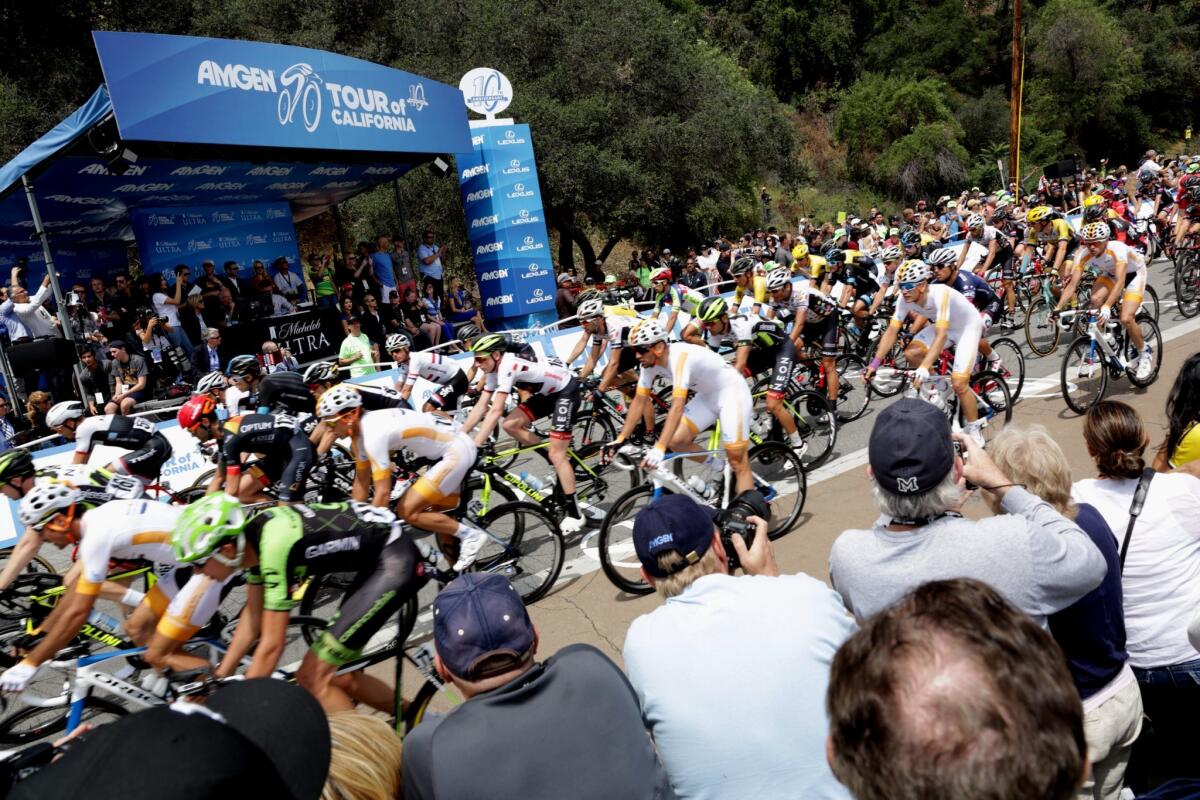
[926,247,958,267]
[196,371,227,394]
[19,482,81,530]
[896,259,933,285]
[46,401,85,429]
[385,333,412,352]
[577,296,605,321]
[316,384,362,418]
[1079,222,1111,243]
[879,245,903,263]
[628,319,667,348]
[765,267,792,292]
[302,360,339,384]
[966,213,986,229]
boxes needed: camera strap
[885,511,963,528]
[1118,467,1156,574]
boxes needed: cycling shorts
[155,570,236,642]
[425,371,470,412]
[612,345,638,375]
[116,433,172,483]
[801,314,840,358]
[1093,270,1147,306]
[312,534,428,667]
[681,379,751,452]
[518,377,581,441]
[979,297,1003,333]
[144,566,192,617]
[997,248,1017,281]
[244,449,312,501]
[912,321,982,378]
[410,432,476,509]
[744,346,778,380]
[766,338,798,399]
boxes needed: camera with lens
[715,490,771,571]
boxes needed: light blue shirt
[623,572,856,800]
[0,298,28,340]
[370,251,396,290]
[416,243,443,280]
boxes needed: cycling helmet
[1082,204,1105,221]
[196,371,227,394]
[751,320,787,349]
[45,401,84,429]
[577,296,605,321]
[926,247,958,267]
[178,395,217,430]
[226,354,262,380]
[0,448,35,484]
[1079,222,1111,243]
[650,267,672,283]
[1098,188,1115,201]
[765,267,792,292]
[879,245,903,263]
[966,213,986,229]
[896,260,933,286]
[825,249,847,265]
[456,322,481,342]
[628,319,667,348]
[385,333,412,352]
[316,384,363,418]
[302,360,339,385]
[695,296,728,323]
[173,493,247,566]
[18,482,80,530]
[761,260,778,273]
[900,231,922,248]
[819,241,840,258]
[258,371,315,415]
[792,243,809,260]
[729,257,756,277]
[1187,162,1200,175]
[1026,205,1054,223]
[1081,194,1104,208]
[468,333,508,356]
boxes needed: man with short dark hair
[402,573,676,800]
[105,340,149,415]
[75,349,111,414]
[218,260,244,298]
[826,579,1088,800]
[623,494,855,799]
[271,256,304,302]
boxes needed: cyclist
[568,295,656,437]
[177,495,428,713]
[1054,222,1154,380]
[1173,174,1200,250]
[765,266,841,415]
[1021,205,1075,282]
[195,370,229,418]
[315,385,485,571]
[461,334,588,532]
[302,360,407,410]
[864,259,987,446]
[866,245,905,317]
[729,257,768,317]
[899,230,927,260]
[928,247,1003,371]
[824,249,883,331]
[386,334,470,414]
[957,213,1017,324]
[685,296,806,450]
[792,244,829,286]
[45,401,173,485]
[176,394,314,503]
[224,354,263,416]
[608,320,754,495]
[648,267,701,334]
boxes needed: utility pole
[1009,0,1023,187]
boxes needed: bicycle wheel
[868,342,909,397]
[986,337,1025,402]
[472,502,564,603]
[1174,255,1200,318]
[834,354,870,422]
[1061,336,1108,415]
[403,679,441,734]
[171,486,209,505]
[786,389,837,470]
[1127,314,1164,388]
[597,484,657,595]
[966,371,1012,445]
[297,574,418,660]
[459,473,519,520]
[0,548,55,577]
[748,442,806,539]
[0,696,128,746]
[1024,297,1061,356]
[571,404,616,448]
[1137,284,1159,323]
[573,442,642,513]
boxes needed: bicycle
[868,356,1013,446]
[1173,240,1200,319]
[792,352,870,423]
[984,335,1025,402]
[748,375,837,470]
[595,431,806,595]
[1058,309,1164,415]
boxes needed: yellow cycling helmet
[791,242,809,260]
[1082,194,1105,208]
[1026,206,1054,223]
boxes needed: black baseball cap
[632,494,718,578]
[346,315,362,324]
[868,398,955,495]
[108,339,126,350]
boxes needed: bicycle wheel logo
[278,63,323,133]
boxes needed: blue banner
[0,242,128,292]
[92,32,472,156]
[456,124,556,328]
[129,201,303,296]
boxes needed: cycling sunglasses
[898,281,923,292]
[633,345,656,356]
[322,410,358,427]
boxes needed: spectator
[1155,352,1200,470]
[422,282,454,342]
[105,340,149,415]
[678,259,707,293]
[76,349,112,415]
[87,276,109,312]
[379,289,404,335]
[180,294,207,348]
[0,286,28,341]
[697,243,721,287]
[6,269,55,338]
[324,712,403,800]
[338,316,377,378]
[392,234,418,299]
[216,287,239,327]
[371,235,397,302]
[346,242,375,301]
[828,398,1106,626]
[271,290,297,316]
[248,260,275,295]
[401,286,440,347]
[445,277,484,331]
[133,310,183,387]
[193,328,225,377]
[416,229,447,298]
[261,341,298,373]
[988,426,1142,800]
[272,257,304,302]
[0,396,17,450]
[338,295,359,336]
[219,260,245,299]
[193,259,224,325]
[555,273,579,321]
[151,268,194,357]
[308,253,338,310]
[623,494,855,799]
[1072,401,1200,788]
[359,294,387,347]
[402,573,675,799]
[24,391,52,440]
[826,579,1088,800]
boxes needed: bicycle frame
[473,440,606,510]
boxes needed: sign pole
[1009,0,1023,187]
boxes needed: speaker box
[7,337,76,374]
[1043,158,1081,181]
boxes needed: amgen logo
[461,164,489,180]
[475,242,504,255]
[171,165,227,176]
[478,268,509,281]
[470,214,499,229]
[247,166,293,177]
[46,195,108,205]
[486,294,514,306]
[465,188,494,202]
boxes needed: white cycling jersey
[636,341,742,399]
[704,315,757,350]
[1074,239,1146,278]
[768,278,836,323]
[357,407,464,481]
[892,283,983,343]
[75,500,182,596]
[73,414,157,456]
[397,352,465,388]
[484,353,573,396]
[590,312,638,350]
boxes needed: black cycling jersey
[220,412,315,501]
[352,383,408,411]
[843,257,881,296]
[72,415,173,481]
[949,271,1001,319]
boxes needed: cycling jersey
[703,316,763,351]
[349,382,408,411]
[244,502,427,665]
[637,342,750,449]
[893,284,984,376]
[75,500,181,596]
[357,408,461,479]
[842,256,883,297]
[1024,218,1074,246]
[803,255,830,282]
[223,384,255,416]
[72,414,173,481]
[768,278,836,324]
[35,464,145,507]
[484,353,573,396]
[949,271,1000,312]
[397,352,465,390]
[220,413,315,501]
[589,313,637,351]
[651,285,702,316]
[1073,240,1146,278]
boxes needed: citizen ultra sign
[459,68,513,117]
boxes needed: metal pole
[392,179,414,256]
[21,175,89,404]
[1009,0,1023,187]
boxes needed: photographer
[622,493,855,799]
[150,268,193,358]
[132,309,188,390]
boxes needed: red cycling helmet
[178,395,217,430]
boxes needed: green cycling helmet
[695,296,728,323]
[173,493,247,566]
[468,333,508,355]
[0,448,35,485]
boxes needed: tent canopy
[0,31,472,254]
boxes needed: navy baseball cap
[632,494,718,578]
[434,573,534,680]
[868,398,955,495]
